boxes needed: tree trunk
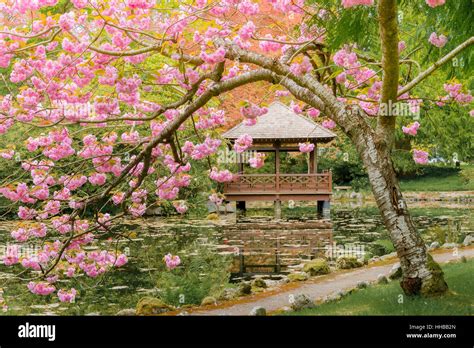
[220,42,450,297]
[350,119,448,296]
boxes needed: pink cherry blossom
[58,288,77,303]
[239,21,256,40]
[290,101,303,114]
[240,104,268,123]
[209,193,224,206]
[402,121,420,136]
[173,201,188,214]
[129,203,146,217]
[238,0,259,15]
[259,35,282,52]
[307,108,321,118]
[3,245,19,265]
[65,267,76,277]
[426,0,445,8]
[429,32,448,48]
[289,56,312,76]
[112,192,125,205]
[275,90,290,97]
[126,0,155,9]
[333,48,359,69]
[71,0,88,8]
[58,12,76,31]
[200,47,226,64]
[27,281,56,296]
[164,253,181,270]
[209,168,233,183]
[234,134,253,153]
[18,206,37,220]
[398,41,406,53]
[443,82,472,104]
[413,149,429,164]
[298,143,315,153]
[88,173,107,186]
[336,72,347,84]
[322,119,336,129]
[114,254,128,267]
[341,0,374,8]
[21,256,42,271]
[249,153,265,168]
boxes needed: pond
[0,201,472,315]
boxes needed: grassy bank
[286,259,473,316]
[398,165,474,192]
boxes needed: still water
[0,202,472,315]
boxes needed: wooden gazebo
[223,102,336,218]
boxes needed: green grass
[400,175,473,191]
[285,259,473,316]
[399,165,474,192]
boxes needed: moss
[288,273,309,282]
[303,258,330,276]
[389,266,402,280]
[420,254,449,297]
[206,213,219,220]
[251,286,265,293]
[252,278,267,288]
[200,296,217,306]
[238,282,252,296]
[136,297,174,315]
[400,277,422,295]
[336,257,364,269]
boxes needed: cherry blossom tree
[0,0,473,301]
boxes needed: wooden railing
[224,172,332,194]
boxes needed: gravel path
[190,247,474,316]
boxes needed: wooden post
[239,249,245,276]
[236,201,246,212]
[238,153,244,174]
[328,169,332,192]
[314,142,318,173]
[317,200,324,216]
[309,147,315,174]
[275,142,281,220]
[237,153,245,213]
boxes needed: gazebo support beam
[236,154,246,214]
[275,142,281,219]
[236,200,246,212]
[309,143,318,174]
[317,200,330,219]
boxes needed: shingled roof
[223,101,337,143]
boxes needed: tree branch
[398,36,474,96]
[375,0,399,147]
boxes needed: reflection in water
[0,202,472,315]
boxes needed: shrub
[303,258,330,276]
[371,239,395,256]
[336,257,363,269]
[136,297,174,316]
